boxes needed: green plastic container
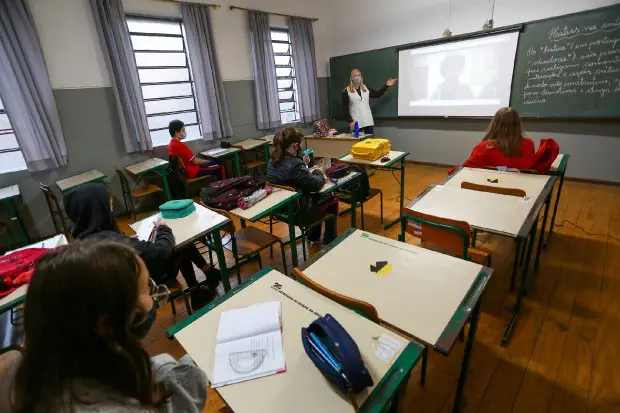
[159,199,195,219]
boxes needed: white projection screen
[398,32,520,117]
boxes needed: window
[0,97,26,174]
[270,29,300,125]
[127,16,201,147]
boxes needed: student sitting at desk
[64,184,221,309]
[449,107,559,174]
[168,119,224,179]
[0,240,207,412]
[267,128,338,245]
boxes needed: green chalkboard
[510,5,620,118]
[329,47,398,120]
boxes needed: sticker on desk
[370,261,392,276]
[520,196,531,202]
[486,178,502,184]
[373,334,403,363]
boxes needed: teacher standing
[341,69,397,135]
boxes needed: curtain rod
[153,0,221,8]
[229,5,319,22]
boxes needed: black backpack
[342,165,370,201]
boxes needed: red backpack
[0,248,49,297]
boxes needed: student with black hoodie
[63,183,220,309]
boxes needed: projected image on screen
[398,32,519,117]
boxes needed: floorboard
[114,163,620,413]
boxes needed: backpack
[301,314,373,410]
[313,118,331,137]
[342,165,370,201]
[200,175,267,211]
[0,248,49,297]
[326,164,351,180]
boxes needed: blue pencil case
[301,314,373,397]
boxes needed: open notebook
[211,301,286,388]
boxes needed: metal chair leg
[256,251,263,268]
[231,237,242,284]
[183,293,192,315]
[361,201,365,231]
[380,191,384,224]
[301,230,307,261]
[279,242,288,276]
[420,346,428,386]
[269,217,274,259]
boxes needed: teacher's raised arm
[341,69,398,134]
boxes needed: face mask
[351,76,362,85]
[180,131,187,140]
[130,301,157,339]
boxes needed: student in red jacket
[168,120,224,179]
[450,107,558,174]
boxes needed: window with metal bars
[271,28,300,125]
[0,97,26,174]
[127,16,202,147]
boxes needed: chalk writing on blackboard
[520,16,620,106]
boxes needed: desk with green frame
[403,171,555,347]
[167,267,425,413]
[232,139,270,174]
[130,202,234,292]
[0,185,30,248]
[300,229,492,413]
[229,188,301,270]
[319,170,361,228]
[56,169,107,193]
[201,147,242,177]
[546,153,570,248]
[125,158,171,201]
[338,151,409,230]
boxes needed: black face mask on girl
[130,301,157,339]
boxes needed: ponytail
[271,131,285,166]
[270,128,304,167]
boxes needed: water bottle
[353,121,360,138]
[303,149,314,167]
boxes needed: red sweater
[449,138,559,175]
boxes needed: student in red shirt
[168,120,224,179]
[449,107,558,174]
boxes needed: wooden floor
[120,163,620,413]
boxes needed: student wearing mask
[63,183,221,309]
[450,107,559,174]
[168,120,224,179]
[341,69,397,135]
[267,128,338,245]
[0,240,208,412]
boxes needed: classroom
[0,0,619,411]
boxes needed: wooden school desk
[319,170,361,228]
[232,139,270,173]
[404,174,555,346]
[546,153,570,247]
[338,151,409,230]
[0,185,29,247]
[300,229,492,413]
[56,169,106,192]
[201,147,242,177]
[304,134,364,159]
[167,268,425,413]
[125,158,171,201]
[130,202,234,291]
[229,188,301,268]
[0,234,68,316]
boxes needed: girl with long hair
[450,107,538,173]
[0,240,207,412]
[267,127,338,245]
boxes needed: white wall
[326,0,620,59]
[324,0,620,182]
[26,0,332,89]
